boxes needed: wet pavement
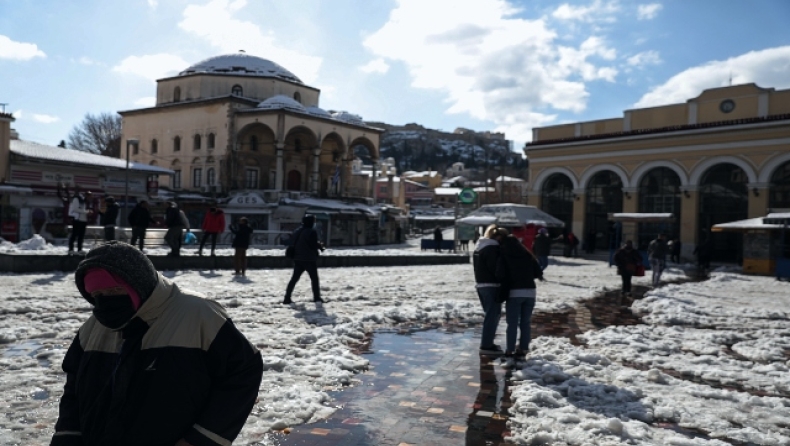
[262,284,656,446]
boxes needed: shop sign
[458,188,477,204]
[42,172,74,184]
[103,176,145,192]
[230,193,265,207]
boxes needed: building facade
[525,83,790,262]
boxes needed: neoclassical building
[120,52,383,201]
[525,83,790,262]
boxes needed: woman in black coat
[614,240,642,297]
[496,235,544,358]
[230,217,253,276]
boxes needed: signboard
[103,176,146,192]
[228,193,265,207]
[458,188,477,204]
[42,172,74,184]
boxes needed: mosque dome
[331,111,364,125]
[257,95,307,112]
[179,53,303,84]
[305,106,332,118]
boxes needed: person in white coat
[68,191,93,255]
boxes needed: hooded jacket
[201,209,226,234]
[52,243,263,446]
[473,238,500,285]
[127,204,154,229]
[99,200,120,227]
[496,236,543,294]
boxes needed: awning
[712,217,787,232]
[0,184,34,195]
[456,215,497,226]
[608,213,674,222]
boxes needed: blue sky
[2,0,789,149]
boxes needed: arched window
[699,163,748,263]
[540,173,573,231]
[193,134,201,150]
[173,86,181,102]
[207,133,215,149]
[769,160,790,210]
[232,84,243,96]
[585,171,623,250]
[293,91,302,103]
[151,139,158,154]
[638,167,681,248]
[173,136,181,152]
[192,168,202,188]
[207,168,215,186]
[250,135,258,151]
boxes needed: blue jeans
[537,255,549,271]
[650,258,665,287]
[505,296,536,352]
[476,287,502,348]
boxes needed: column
[275,142,284,191]
[747,183,769,218]
[572,188,585,237]
[311,147,320,194]
[680,186,698,259]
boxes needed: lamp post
[124,139,139,227]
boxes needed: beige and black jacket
[51,274,263,446]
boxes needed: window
[173,170,182,189]
[193,134,201,150]
[245,169,259,189]
[293,91,301,103]
[232,84,243,96]
[207,168,215,186]
[540,173,573,231]
[585,171,623,251]
[207,133,215,149]
[174,136,181,152]
[174,86,181,102]
[193,168,202,188]
[151,139,158,154]
[132,142,139,155]
[250,135,258,151]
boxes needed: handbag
[634,264,645,277]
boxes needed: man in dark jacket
[433,226,444,252]
[127,200,155,250]
[614,240,642,298]
[532,228,552,270]
[164,202,185,257]
[50,242,263,446]
[98,196,121,242]
[283,215,325,304]
[472,226,507,355]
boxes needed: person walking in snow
[648,233,668,287]
[473,225,508,356]
[198,206,225,257]
[68,190,93,255]
[283,215,325,304]
[496,234,544,359]
[51,241,263,446]
[230,217,253,276]
[614,240,642,298]
[433,226,444,252]
[532,228,552,271]
[164,202,188,257]
[127,200,156,250]
[97,196,120,242]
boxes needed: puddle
[1,341,52,368]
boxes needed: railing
[65,226,291,248]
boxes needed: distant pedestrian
[670,238,682,263]
[694,237,712,277]
[568,232,579,257]
[473,229,480,246]
[127,200,156,250]
[68,190,93,255]
[433,226,444,253]
[496,234,544,359]
[199,206,226,257]
[648,233,668,287]
[473,225,507,356]
[283,215,325,304]
[98,196,120,241]
[230,217,253,276]
[614,240,642,298]
[51,241,263,446]
[164,202,188,257]
[532,228,552,270]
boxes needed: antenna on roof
[0,103,7,113]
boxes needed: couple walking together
[473,225,544,358]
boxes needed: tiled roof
[527,113,790,147]
[10,140,173,174]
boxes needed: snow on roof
[467,203,565,228]
[404,171,439,178]
[305,106,332,118]
[257,95,307,112]
[473,187,495,192]
[712,217,786,232]
[493,175,526,182]
[331,111,364,125]
[609,213,675,222]
[377,176,401,182]
[280,197,379,215]
[179,53,303,84]
[10,140,173,175]
[434,187,461,196]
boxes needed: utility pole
[124,139,139,227]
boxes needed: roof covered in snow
[466,203,565,228]
[10,140,174,175]
[434,187,462,196]
[493,175,526,182]
[178,53,303,84]
[257,95,307,112]
[280,197,379,215]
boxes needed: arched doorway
[769,160,790,210]
[540,173,573,232]
[287,170,302,191]
[698,163,748,263]
[585,171,623,250]
[638,167,681,248]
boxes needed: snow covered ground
[0,255,786,445]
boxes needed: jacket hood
[474,238,499,252]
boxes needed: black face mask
[92,295,137,329]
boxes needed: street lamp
[124,139,139,227]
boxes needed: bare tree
[67,112,122,157]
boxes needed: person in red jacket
[199,206,226,257]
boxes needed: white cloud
[134,97,157,107]
[364,0,618,142]
[627,50,662,68]
[359,58,390,74]
[0,35,46,60]
[551,0,620,23]
[112,53,189,82]
[33,114,60,124]
[78,56,100,66]
[147,0,158,8]
[637,3,662,20]
[635,46,790,108]
[178,0,322,83]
